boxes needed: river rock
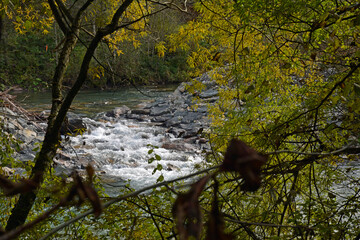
[126,113,147,121]
[161,142,194,151]
[131,109,150,115]
[136,102,153,109]
[151,114,173,123]
[39,110,50,120]
[96,72,221,145]
[150,106,171,116]
[166,163,180,171]
[167,127,186,138]
[107,105,130,118]
[60,117,87,135]
[163,116,182,128]
[17,128,37,142]
[199,89,218,98]
[0,107,16,117]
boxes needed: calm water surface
[15,85,178,117]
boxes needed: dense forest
[0,0,360,239]
[0,1,190,90]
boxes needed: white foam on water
[65,118,204,189]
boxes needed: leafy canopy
[165,0,360,238]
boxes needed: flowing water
[15,85,205,193]
[62,118,204,193]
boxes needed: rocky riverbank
[99,72,218,141]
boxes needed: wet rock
[8,118,24,131]
[136,102,153,109]
[199,89,218,98]
[166,164,180,171]
[150,106,171,116]
[60,117,87,135]
[0,107,16,117]
[167,127,186,138]
[141,133,150,139]
[16,152,36,162]
[197,138,208,144]
[53,160,74,176]
[39,110,50,120]
[163,117,182,128]
[161,142,194,151]
[203,97,218,103]
[126,114,147,121]
[17,129,37,142]
[55,152,72,161]
[104,105,130,118]
[151,114,173,123]
[113,106,130,117]
[183,137,197,144]
[131,109,151,115]
[181,112,202,124]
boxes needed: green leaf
[24,20,33,29]
[152,164,163,174]
[157,174,164,182]
[148,149,153,154]
[156,164,163,171]
[155,154,161,160]
[148,157,155,164]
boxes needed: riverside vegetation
[1,0,360,239]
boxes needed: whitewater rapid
[60,117,205,191]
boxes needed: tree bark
[5,29,79,231]
[6,0,135,231]
[0,15,3,41]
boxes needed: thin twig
[223,216,314,230]
[267,145,359,156]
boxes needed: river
[15,85,178,117]
[14,85,206,195]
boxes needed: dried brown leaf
[0,175,39,196]
[206,207,233,240]
[0,175,16,190]
[83,185,102,218]
[62,185,77,204]
[74,173,87,205]
[206,180,233,240]
[62,172,102,217]
[173,175,211,240]
[86,165,95,183]
[222,139,267,192]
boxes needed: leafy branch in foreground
[38,139,266,240]
[1,139,357,239]
[0,165,100,240]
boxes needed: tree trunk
[0,15,3,41]
[6,0,134,231]
[5,29,79,231]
